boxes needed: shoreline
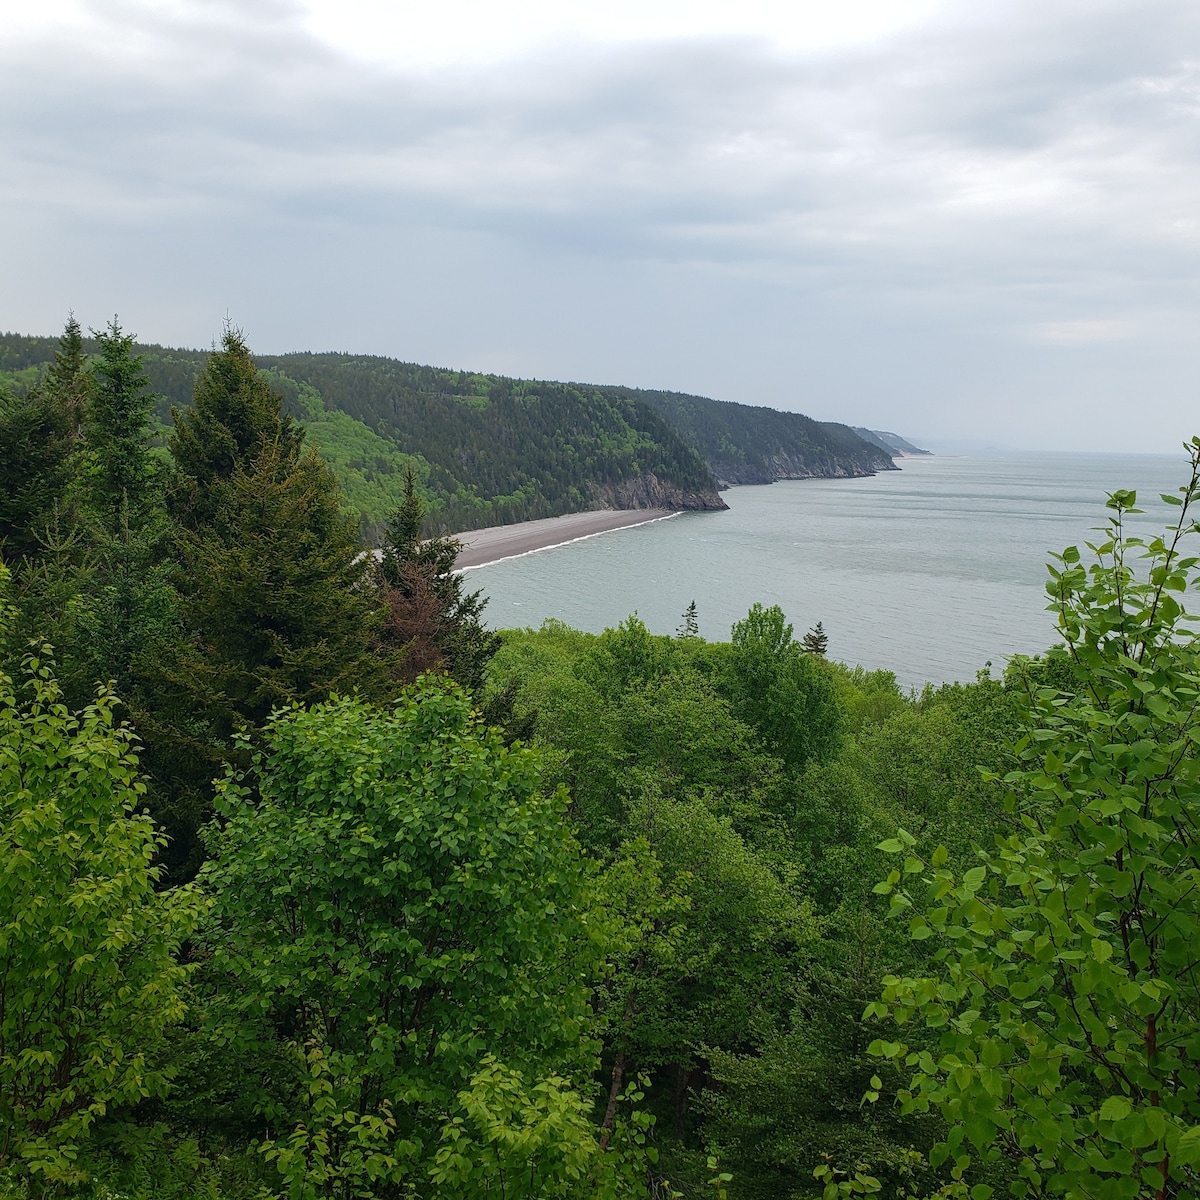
[453,509,680,570]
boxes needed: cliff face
[595,474,728,512]
[709,450,896,487]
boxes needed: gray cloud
[3,0,1200,449]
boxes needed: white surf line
[456,510,684,573]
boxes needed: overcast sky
[3,0,1199,451]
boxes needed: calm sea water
[467,452,1192,690]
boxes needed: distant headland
[0,330,916,539]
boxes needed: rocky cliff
[595,473,728,512]
[708,451,895,488]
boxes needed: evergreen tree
[51,318,175,707]
[802,620,828,656]
[677,599,699,638]
[169,326,301,528]
[43,311,91,424]
[378,466,499,690]
[0,388,75,561]
[147,333,389,879]
[84,318,157,531]
[0,317,88,561]
[172,437,384,732]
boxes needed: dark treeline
[4,318,1200,1200]
[0,331,890,540]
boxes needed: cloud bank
[3,0,1199,449]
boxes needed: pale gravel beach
[454,509,678,569]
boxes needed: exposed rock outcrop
[709,451,896,488]
[594,473,728,512]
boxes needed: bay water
[467,452,1192,690]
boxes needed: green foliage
[168,327,302,529]
[83,320,159,531]
[431,1058,658,1198]
[725,603,842,771]
[630,389,892,486]
[803,622,829,657]
[578,615,673,703]
[0,568,205,1185]
[0,385,76,560]
[481,611,1032,1197]
[377,467,499,690]
[0,328,901,538]
[159,340,725,535]
[6,329,1178,1200]
[200,683,609,1193]
[678,602,699,639]
[59,1121,267,1200]
[162,331,388,738]
[619,789,817,1072]
[133,333,390,879]
[0,317,90,564]
[869,443,1200,1198]
[169,437,384,730]
[43,314,91,420]
[260,357,723,534]
[483,616,841,1191]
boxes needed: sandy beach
[454,508,678,569]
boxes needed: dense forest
[0,330,891,539]
[628,390,894,485]
[4,318,1200,1200]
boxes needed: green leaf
[962,866,987,893]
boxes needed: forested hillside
[0,330,891,536]
[633,388,895,484]
[4,320,1200,1199]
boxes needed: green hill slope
[633,388,896,483]
[0,332,892,536]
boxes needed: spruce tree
[150,333,390,877]
[169,326,301,527]
[802,621,828,656]
[49,318,176,707]
[44,312,91,424]
[165,336,382,718]
[677,600,699,638]
[378,466,498,690]
[0,389,75,561]
[0,316,88,561]
[172,438,383,729]
[84,318,158,531]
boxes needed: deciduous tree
[724,603,842,771]
[201,682,621,1194]
[0,568,205,1186]
[870,443,1200,1199]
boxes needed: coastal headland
[454,508,677,569]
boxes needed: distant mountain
[852,428,932,456]
[0,331,895,536]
